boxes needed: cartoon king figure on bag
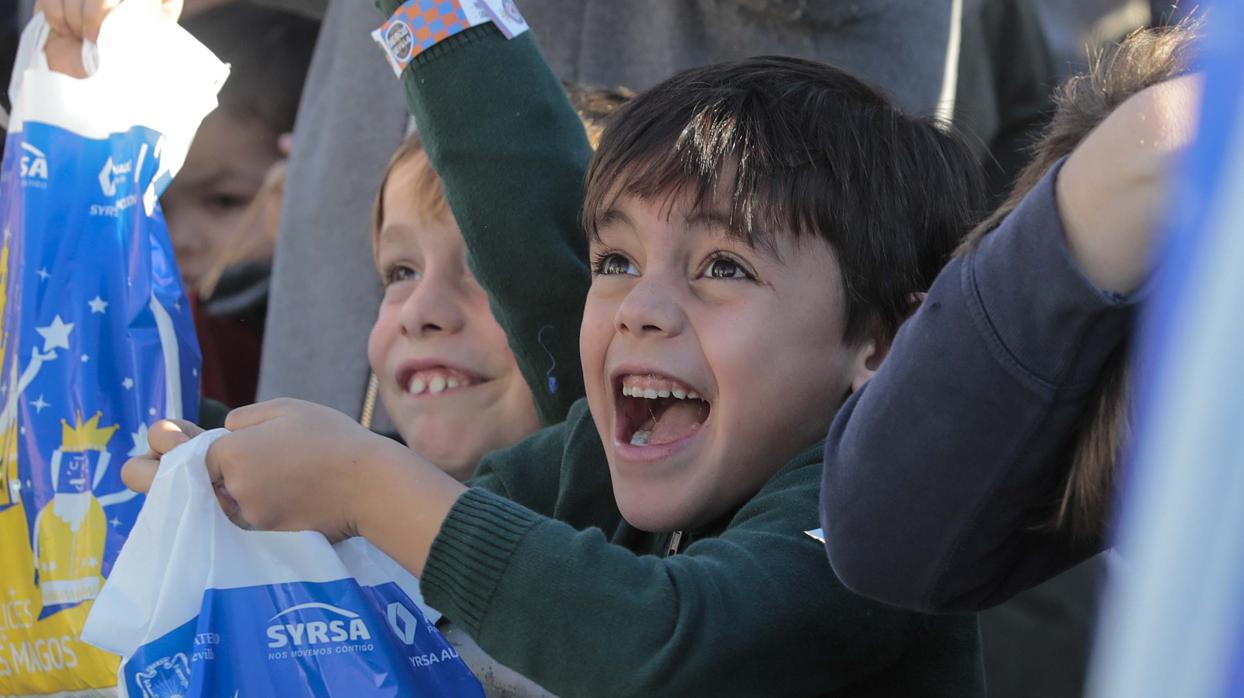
[32,413,120,612]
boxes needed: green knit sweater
[390,16,592,427]
[376,6,983,696]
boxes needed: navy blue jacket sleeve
[820,160,1135,611]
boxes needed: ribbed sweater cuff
[372,1,506,72]
[412,23,504,68]
[421,487,543,636]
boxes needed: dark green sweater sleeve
[376,3,592,426]
[466,411,568,514]
[470,399,621,532]
[424,438,933,698]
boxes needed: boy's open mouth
[615,373,711,447]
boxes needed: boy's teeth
[630,429,652,446]
[406,368,481,395]
[620,375,704,401]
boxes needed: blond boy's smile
[398,360,489,397]
[369,155,541,480]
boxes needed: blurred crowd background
[0,2,1198,696]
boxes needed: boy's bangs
[584,108,806,253]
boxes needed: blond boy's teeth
[688,391,701,400]
[672,389,686,399]
[643,388,659,399]
[428,375,447,394]
[406,367,481,396]
[630,429,652,446]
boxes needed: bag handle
[7,11,100,109]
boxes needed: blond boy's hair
[370,83,633,253]
[371,135,451,257]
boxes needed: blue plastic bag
[83,430,485,697]
[0,5,225,694]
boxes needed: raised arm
[820,76,1200,611]
[376,1,593,425]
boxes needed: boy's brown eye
[703,256,751,280]
[205,192,250,212]
[592,252,638,276]
[384,264,419,286]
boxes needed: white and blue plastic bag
[83,430,484,697]
[0,4,225,694]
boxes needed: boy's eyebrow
[686,209,789,264]
[374,223,414,261]
[376,224,402,246]
[684,211,735,233]
[685,210,760,248]
[174,168,265,191]
[595,208,635,231]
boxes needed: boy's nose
[399,278,467,337]
[614,276,685,338]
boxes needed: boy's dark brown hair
[181,2,320,135]
[583,56,987,345]
[183,2,320,298]
[961,21,1199,540]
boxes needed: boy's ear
[847,293,926,393]
[847,337,888,394]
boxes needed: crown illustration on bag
[60,412,119,453]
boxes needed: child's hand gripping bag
[81,429,485,697]
[0,4,225,695]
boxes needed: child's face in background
[368,158,542,481]
[161,109,281,291]
[581,190,873,532]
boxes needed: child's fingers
[38,0,70,36]
[43,32,87,77]
[203,433,261,526]
[164,418,205,438]
[63,0,85,40]
[81,0,122,43]
[223,398,298,431]
[203,433,228,486]
[120,455,158,493]
[148,418,201,455]
[213,481,253,529]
